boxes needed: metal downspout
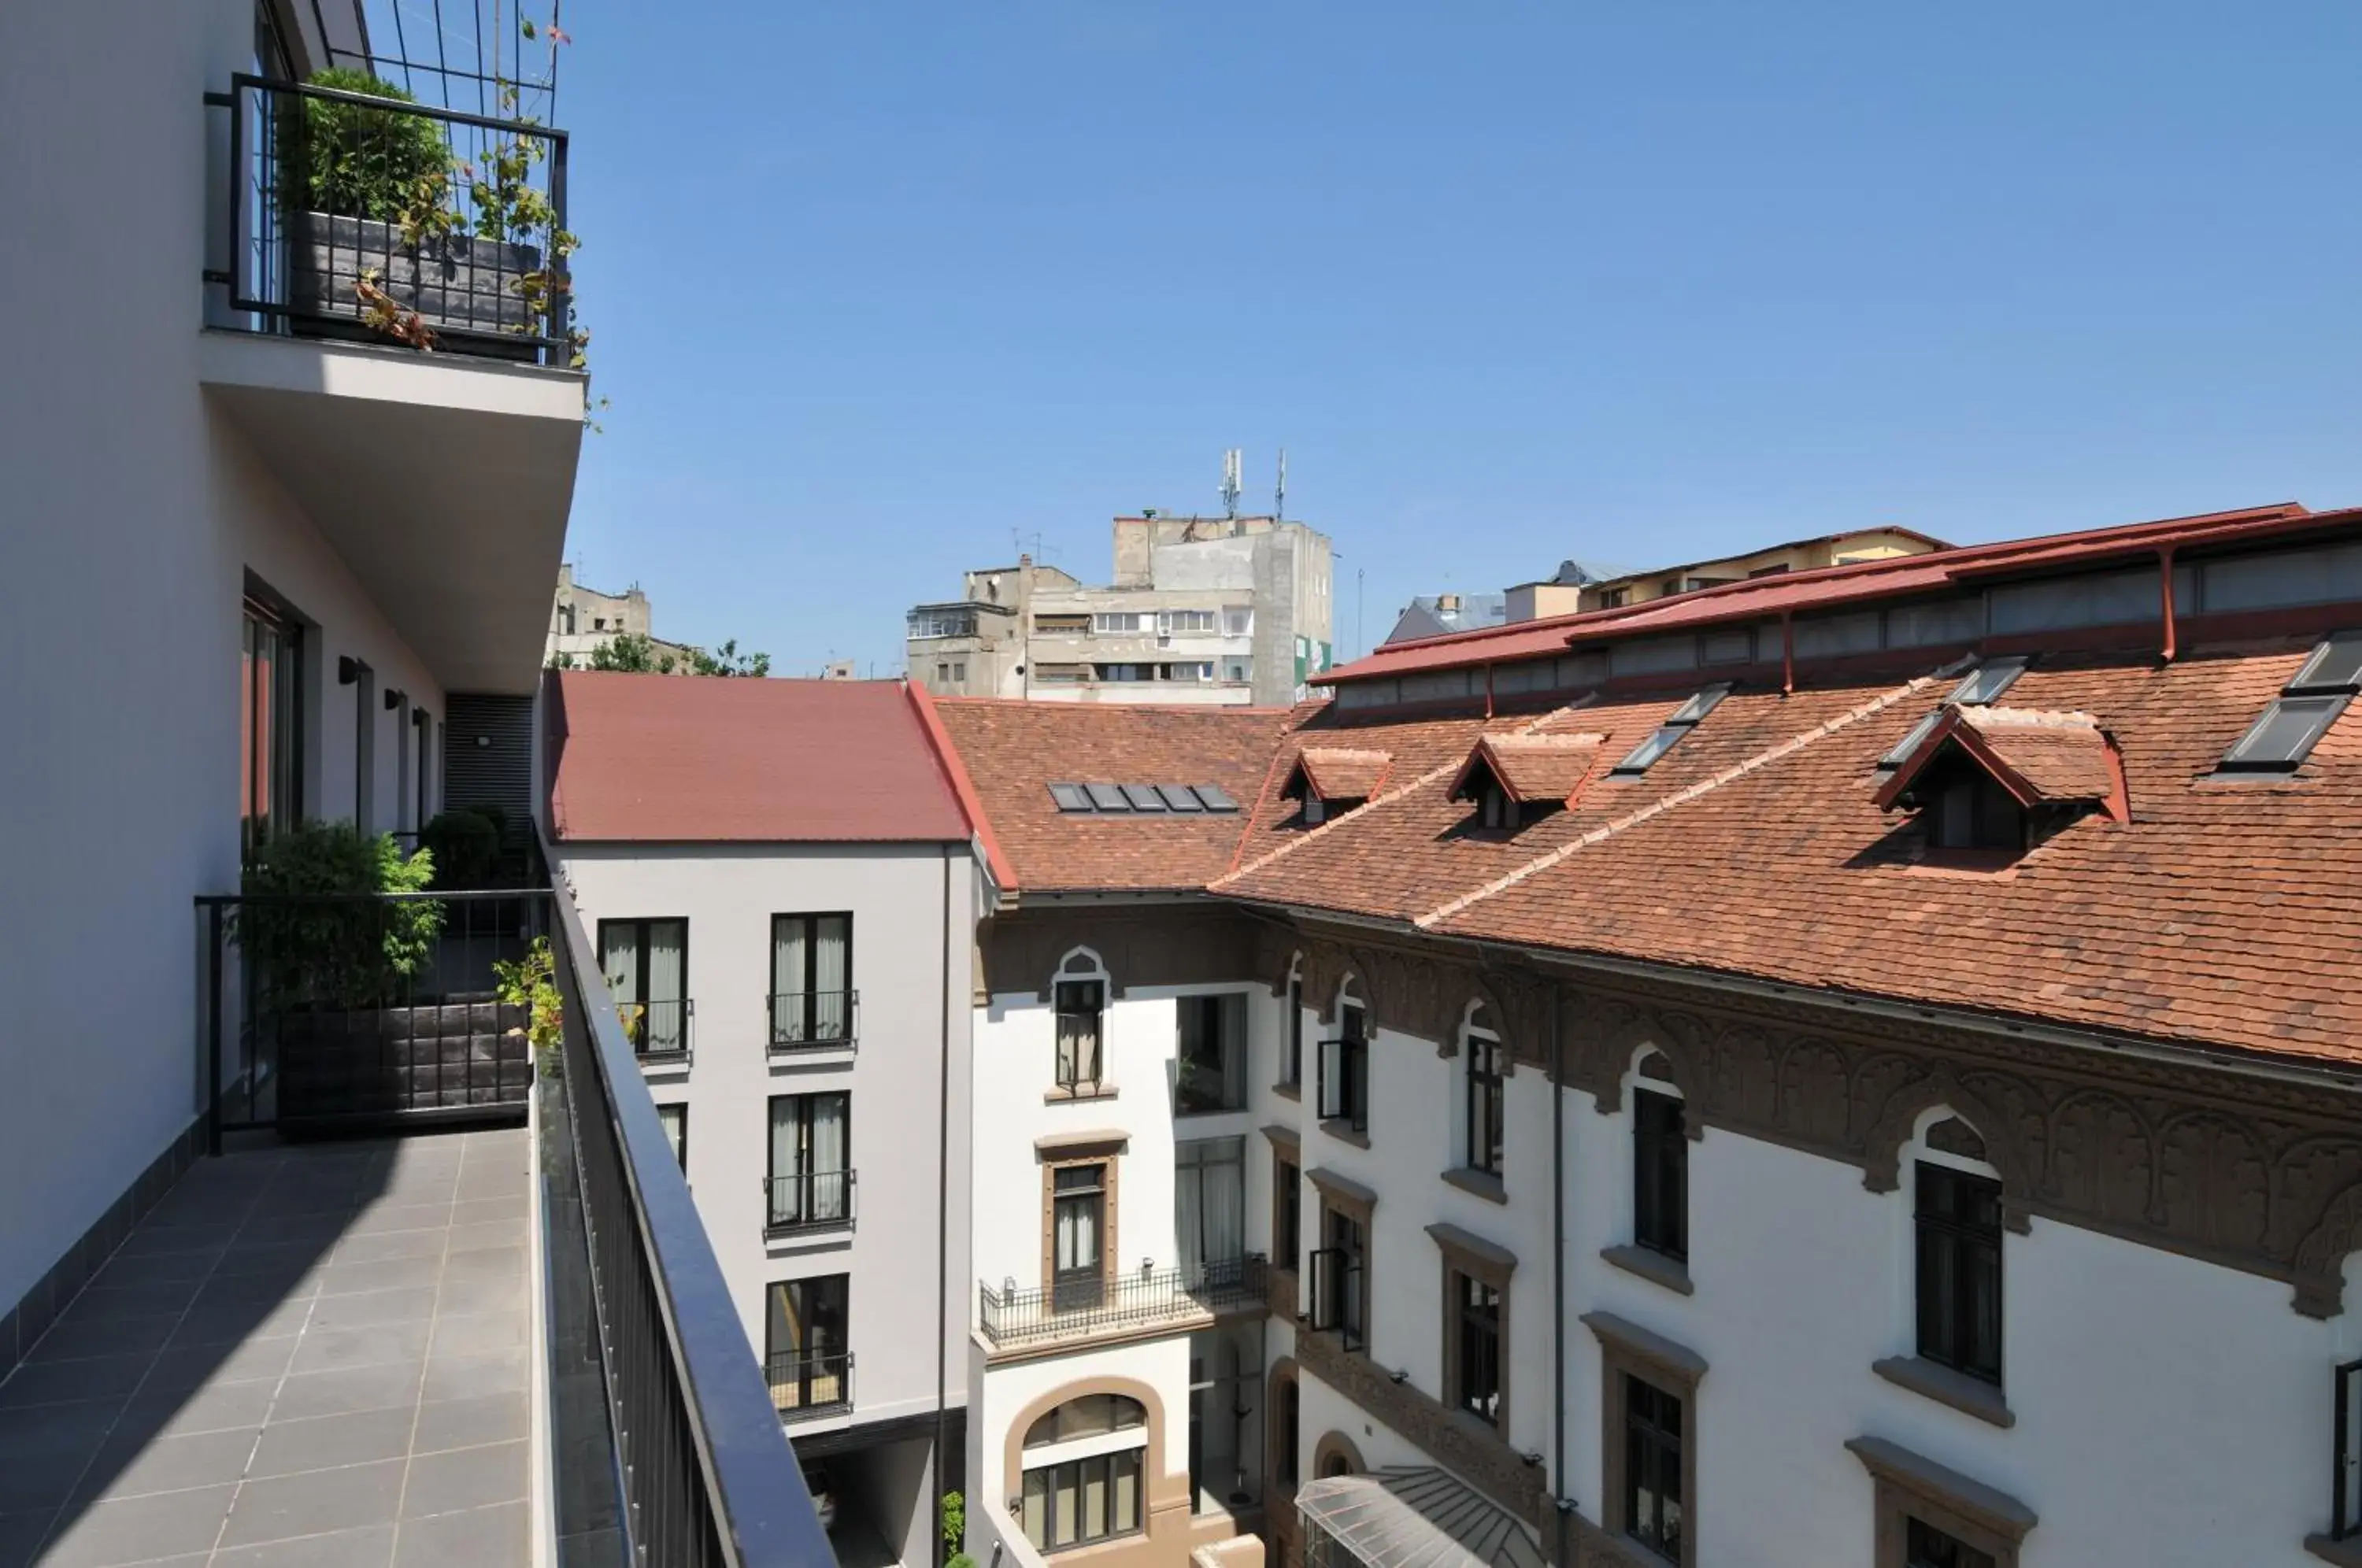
[934,845,954,1568]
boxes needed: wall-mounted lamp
[383,688,406,711]
[1388,1368,1409,1385]
[475,734,492,748]
[337,656,362,685]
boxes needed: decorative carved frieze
[1294,1326,1547,1526]
[979,907,1262,1003]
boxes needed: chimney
[1439,593,1461,614]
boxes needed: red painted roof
[548,671,972,843]
[1321,502,2327,685]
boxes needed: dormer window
[1610,685,1730,778]
[1447,732,1604,832]
[1875,705,2126,860]
[2214,630,2360,776]
[1877,657,2034,773]
[1281,748,1391,827]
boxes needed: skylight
[1610,684,1731,777]
[1048,782,1241,815]
[2214,631,2360,776]
[1878,658,2034,772]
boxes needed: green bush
[420,808,499,888]
[941,1492,966,1563]
[239,821,442,1009]
[292,68,452,223]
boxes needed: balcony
[624,997,695,1070]
[771,1351,854,1422]
[0,882,831,1562]
[769,990,858,1056]
[977,1256,1268,1355]
[198,64,583,696]
[766,1170,858,1237]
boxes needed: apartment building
[1500,527,1949,623]
[919,500,2362,1568]
[0,5,824,1562]
[546,671,979,1568]
[907,515,1335,708]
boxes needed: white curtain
[773,919,807,1040]
[602,926,639,1041]
[1177,1138,1245,1278]
[1204,1148,1244,1266]
[810,1094,847,1219]
[1176,1161,1204,1279]
[1057,1193,1099,1272]
[813,915,849,1040]
[769,1098,802,1222]
[1219,993,1248,1105]
[646,921,685,1050]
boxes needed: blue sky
[488,1,2360,673]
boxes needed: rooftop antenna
[1220,449,1242,519]
[1275,448,1287,522]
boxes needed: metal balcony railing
[203,61,576,367]
[769,1351,854,1421]
[978,1256,1268,1350]
[621,996,693,1065]
[543,878,832,1563]
[768,989,857,1052]
[765,1170,856,1234]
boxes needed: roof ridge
[1213,697,1598,889]
[1411,665,1960,931]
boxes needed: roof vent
[2215,631,2360,776]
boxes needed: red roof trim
[904,679,1019,891]
[1873,708,2127,823]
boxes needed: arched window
[1020,1394,1150,1552]
[1053,951,1109,1092]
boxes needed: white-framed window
[1223,607,1253,637]
[1161,608,1217,635]
[1094,612,1144,634]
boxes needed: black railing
[765,1170,857,1234]
[768,1352,853,1421]
[544,875,832,1565]
[768,990,857,1052]
[205,67,573,366]
[978,1256,1268,1349]
[196,888,549,1144]
[620,996,694,1065]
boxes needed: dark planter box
[276,995,531,1126]
[289,210,545,360]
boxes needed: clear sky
[495,1,2361,673]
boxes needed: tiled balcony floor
[0,1127,533,1568]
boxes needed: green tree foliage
[294,68,452,222]
[941,1492,969,1568]
[687,638,772,678]
[419,808,500,888]
[239,821,442,1009]
[556,632,772,678]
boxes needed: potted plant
[280,68,551,357]
[239,821,527,1123]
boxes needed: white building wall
[0,0,452,1315]
[556,843,973,1430]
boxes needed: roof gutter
[1221,895,2362,1098]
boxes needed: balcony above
[199,68,584,697]
[977,1256,1268,1359]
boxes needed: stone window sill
[1272,1081,1301,1102]
[1600,1244,1694,1296]
[1871,1355,2016,1429]
[2306,1534,2362,1566]
[1319,1119,1371,1150]
[1440,1167,1508,1206]
[1043,1083,1119,1104]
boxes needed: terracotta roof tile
[1448,733,1605,804]
[548,671,970,843]
[1285,749,1393,801]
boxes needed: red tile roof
[926,700,1293,893]
[1285,749,1394,802]
[1875,706,2126,819]
[1448,733,1604,805]
[547,671,972,843]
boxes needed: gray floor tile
[214,1241,337,1281]
[332,1233,447,1267]
[419,1351,524,1403]
[398,1440,528,1519]
[213,1522,398,1567]
[0,1394,122,1460]
[269,1360,424,1424]
[288,1321,430,1377]
[345,1205,455,1238]
[442,1221,523,1256]
[410,1392,527,1456]
[317,1256,444,1298]
[220,1457,405,1548]
[0,1352,154,1408]
[113,1228,232,1262]
[390,1500,528,1567]
[306,1288,438,1333]
[26,1310,181,1364]
[34,1479,236,1567]
[439,1248,524,1285]
[431,1268,522,1319]
[86,1252,220,1291]
[444,1200,516,1230]
[165,1295,312,1350]
[72,1426,259,1504]
[0,1446,103,1515]
[427,1311,524,1362]
[0,1510,57,1568]
[145,1333,302,1393]
[248,1407,419,1479]
[55,1281,205,1323]
[120,1378,277,1440]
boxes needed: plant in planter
[494,936,564,1077]
[419,808,500,889]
